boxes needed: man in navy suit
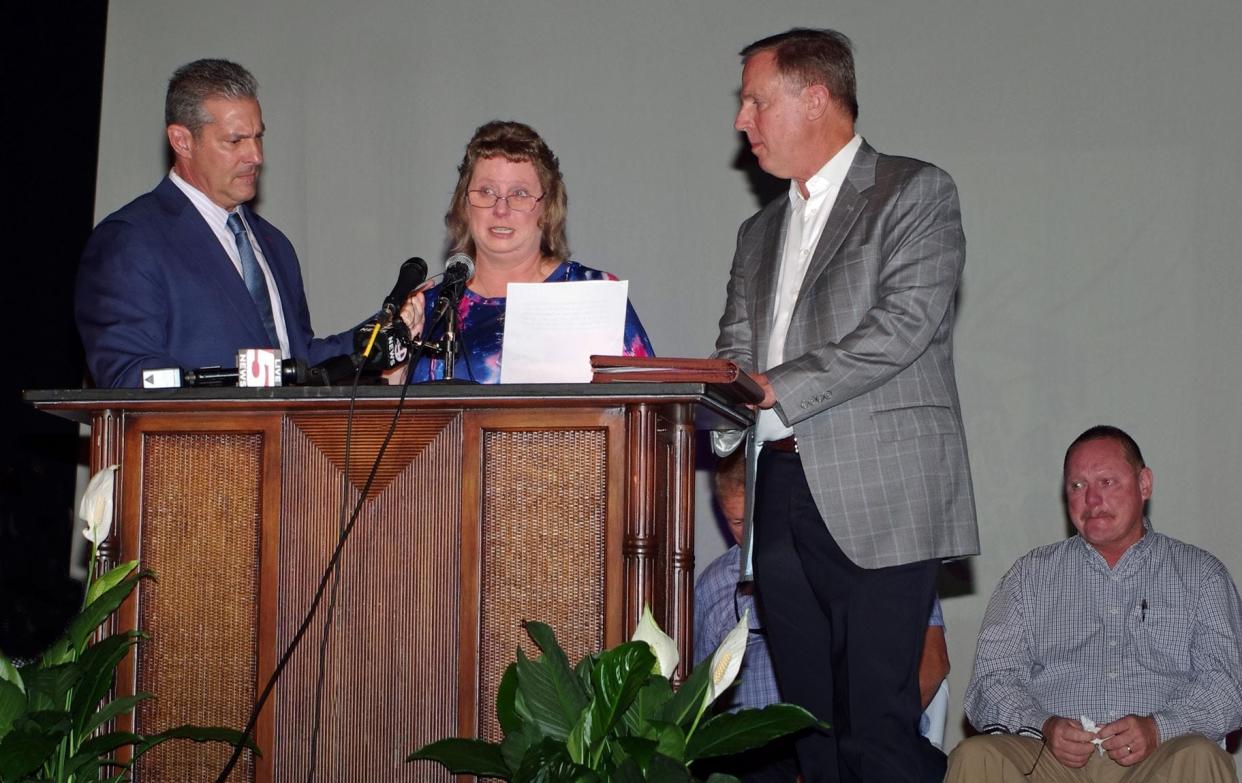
[76,59,355,388]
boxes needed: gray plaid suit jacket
[715,140,979,569]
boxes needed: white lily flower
[79,465,118,544]
[705,607,749,705]
[631,604,679,678]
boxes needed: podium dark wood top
[25,382,753,428]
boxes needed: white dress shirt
[755,134,862,444]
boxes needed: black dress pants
[752,449,945,783]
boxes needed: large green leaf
[566,709,589,766]
[74,723,258,772]
[66,755,108,783]
[514,648,584,740]
[406,737,509,777]
[613,735,657,771]
[574,653,596,692]
[0,679,27,736]
[514,738,598,783]
[73,728,144,760]
[69,631,140,734]
[523,622,574,676]
[85,560,139,607]
[497,663,523,734]
[649,720,686,763]
[38,635,75,667]
[63,742,124,782]
[82,691,152,738]
[0,710,72,781]
[136,724,260,756]
[513,669,537,726]
[684,705,819,761]
[0,656,22,693]
[77,724,259,778]
[17,662,82,713]
[583,642,655,746]
[609,755,646,783]
[645,751,693,783]
[523,624,589,727]
[660,662,711,728]
[501,721,541,775]
[64,568,149,655]
[620,677,673,737]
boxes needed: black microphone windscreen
[384,257,429,312]
[443,254,475,284]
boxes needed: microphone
[353,321,409,370]
[360,256,426,359]
[379,256,428,327]
[431,254,474,322]
[427,254,475,381]
[183,359,312,387]
[442,253,475,286]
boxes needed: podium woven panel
[478,429,608,742]
[135,432,262,782]
[274,414,462,783]
[290,411,459,501]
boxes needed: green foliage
[406,738,510,778]
[408,619,821,781]
[0,561,256,782]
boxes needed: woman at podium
[400,121,653,383]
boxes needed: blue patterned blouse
[409,260,654,384]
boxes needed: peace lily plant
[0,466,254,783]
[409,605,820,782]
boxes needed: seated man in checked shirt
[694,450,951,782]
[948,425,1242,782]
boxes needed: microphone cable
[303,350,364,783]
[213,328,432,783]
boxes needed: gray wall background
[97,0,1242,760]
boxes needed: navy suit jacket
[76,177,354,388]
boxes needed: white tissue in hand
[1080,716,1106,756]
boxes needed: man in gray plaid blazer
[714,28,979,783]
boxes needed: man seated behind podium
[76,58,370,388]
[947,425,1242,782]
[694,450,951,781]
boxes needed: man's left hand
[1100,714,1159,766]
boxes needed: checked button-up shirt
[964,521,1242,743]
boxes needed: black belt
[764,436,798,453]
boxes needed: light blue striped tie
[226,212,280,348]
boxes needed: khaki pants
[945,733,1236,783]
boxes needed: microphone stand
[440,300,461,381]
[416,271,476,385]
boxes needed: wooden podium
[29,383,749,782]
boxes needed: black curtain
[0,1,108,658]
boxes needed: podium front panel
[131,426,268,782]
[26,386,749,783]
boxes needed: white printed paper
[500,280,628,383]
